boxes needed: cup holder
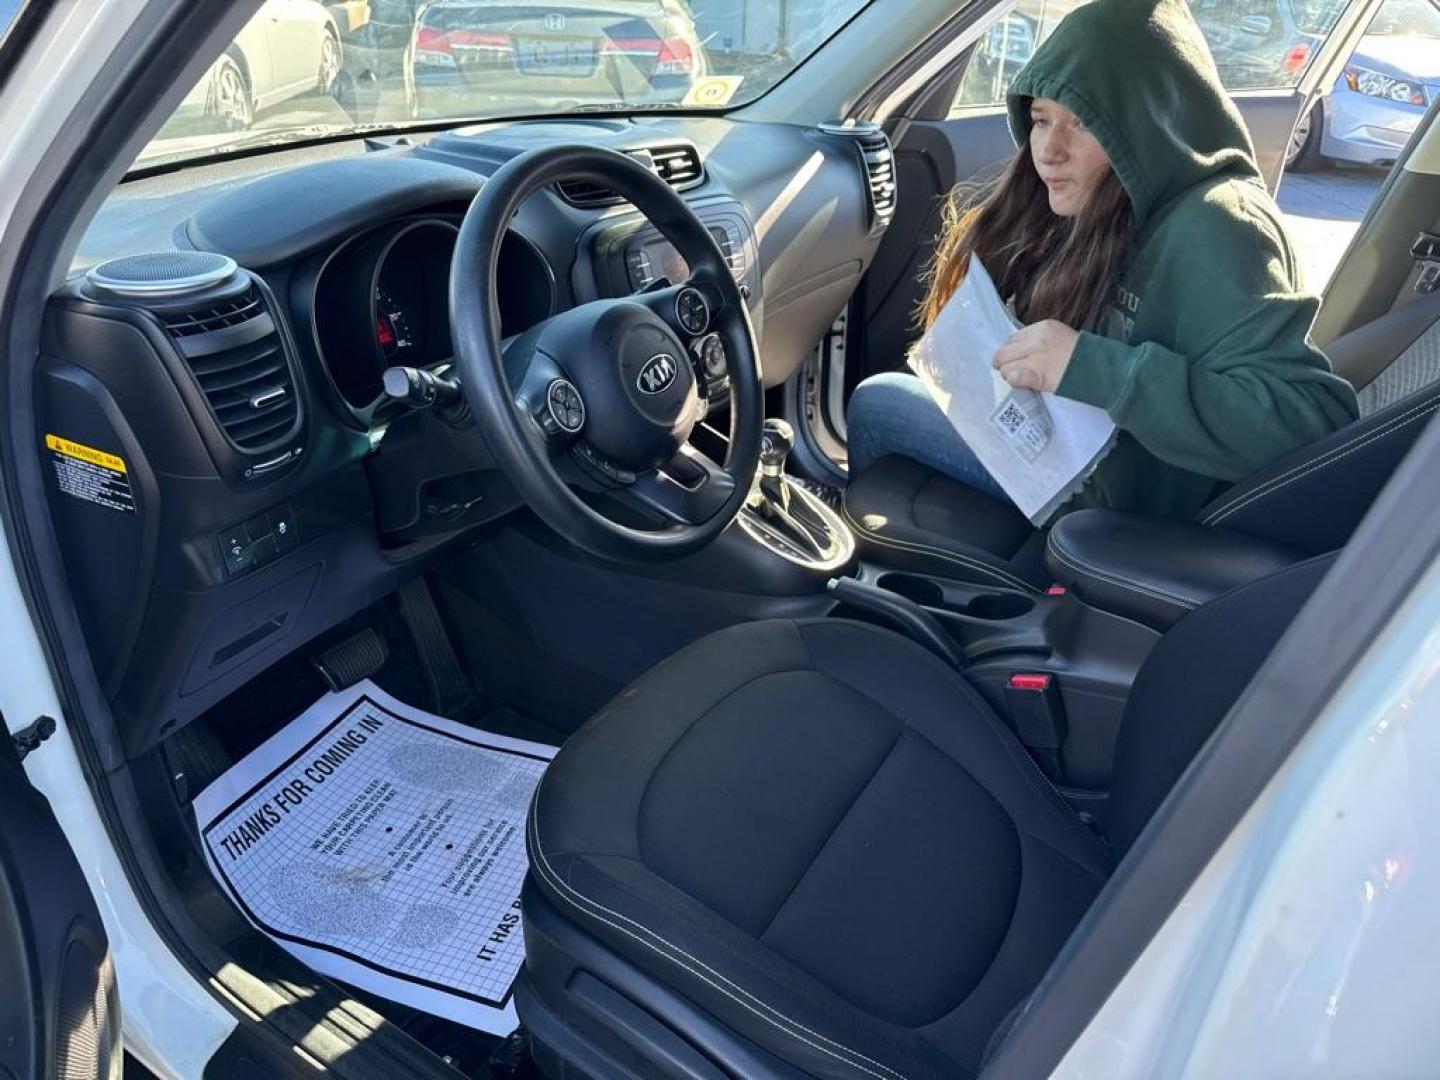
[960,592,1034,620]
[874,573,944,607]
[874,572,1035,620]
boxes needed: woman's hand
[993,320,1080,392]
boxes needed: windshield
[135,0,870,171]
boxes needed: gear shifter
[747,418,843,564]
[759,418,794,513]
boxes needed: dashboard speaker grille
[85,250,238,298]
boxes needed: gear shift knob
[760,418,794,476]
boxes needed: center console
[827,506,1307,818]
[832,565,1159,802]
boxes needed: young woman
[846,0,1358,521]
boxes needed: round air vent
[85,250,238,299]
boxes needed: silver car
[1288,0,1440,169]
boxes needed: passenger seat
[843,292,1440,589]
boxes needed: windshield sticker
[45,434,135,513]
[682,75,745,108]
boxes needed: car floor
[161,578,574,1078]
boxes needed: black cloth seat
[519,558,1331,1079]
[844,379,1440,589]
[843,456,1052,592]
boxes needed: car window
[949,0,1351,115]
[0,0,25,45]
[136,0,871,171]
[1363,0,1440,35]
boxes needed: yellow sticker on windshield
[683,76,745,108]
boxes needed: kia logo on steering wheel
[637,353,678,395]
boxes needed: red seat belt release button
[1005,673,1068,751]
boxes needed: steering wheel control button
[572,442,635,486]
[545,378,585,435]
[700,335,727,377]
[674,287,710,335]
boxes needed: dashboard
[311,217,554,419]
[48,115,889,754]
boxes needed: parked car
[171,0,343,133]
[1288,0,1440,169]
[404,0,706,117]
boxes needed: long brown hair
[919,139,1134,331]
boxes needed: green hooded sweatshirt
[1005,0,1359,519]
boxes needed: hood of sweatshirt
[1006,0,1263,228]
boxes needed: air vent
[157,286,266,336]
[819,122,896,231]
[650,144,703,187]
[857,130,896,227]
[162,287,300,452]
[555,143,705,208]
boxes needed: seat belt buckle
[1005,673,1068,779]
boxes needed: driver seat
[515,556,1332,1078]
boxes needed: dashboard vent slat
[158,289,265,336]
[555,143,705,208]
[857,130,897,226]
[156,284,300,452]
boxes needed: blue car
[1288,0,1440,170]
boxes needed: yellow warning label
[45,434,127,474]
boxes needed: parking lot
[1277,165,1386,292]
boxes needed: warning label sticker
[46,434,135,513]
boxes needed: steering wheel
[450,145,763,563]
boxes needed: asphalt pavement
[1276,165,1386,294]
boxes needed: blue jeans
[846,372,1011,503]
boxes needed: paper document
[193,680,556,1035]
[908,254,1116,523]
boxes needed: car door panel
[1236,91,1325,184]
[0,725,121,1079]
[847,111,1011,400]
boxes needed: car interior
[10,0,1440,1074]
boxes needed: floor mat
[193,679,556,1036]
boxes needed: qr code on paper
[990,391,1053,464]
[995,400,1028,435]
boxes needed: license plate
[514,36,597,76]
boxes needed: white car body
[177,0,340,126]
[2,1,1440,1077]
